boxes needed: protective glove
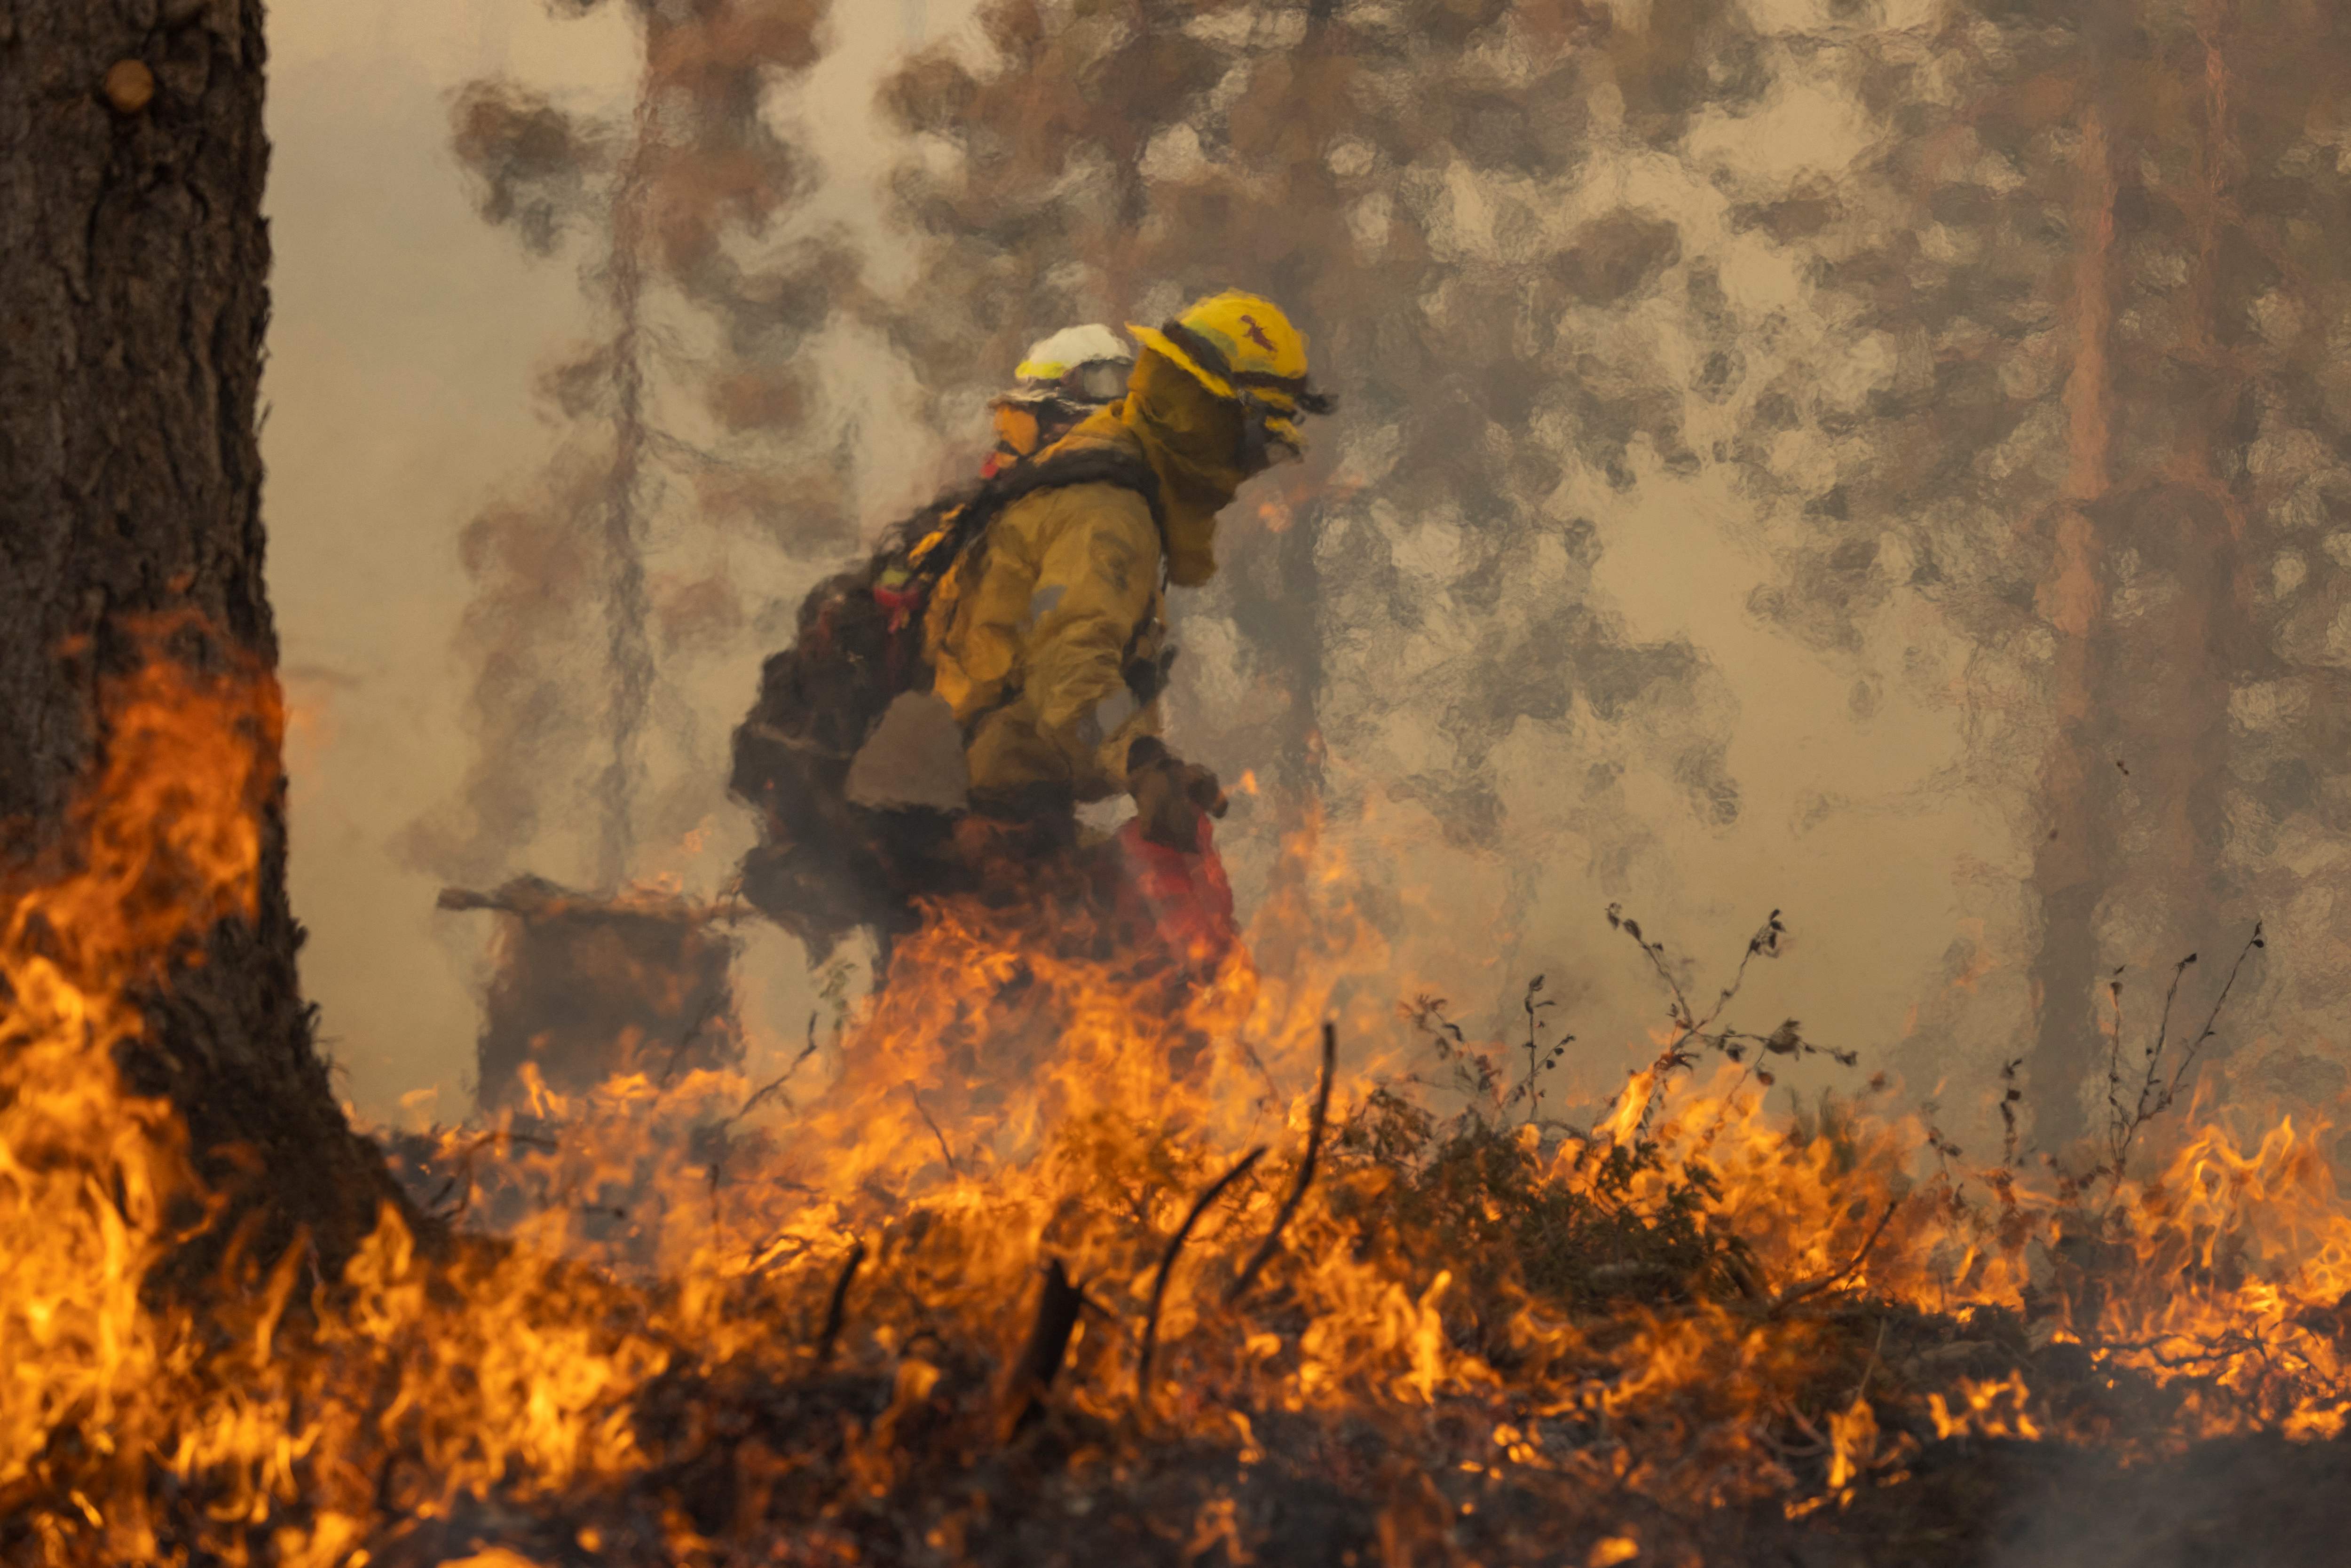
[1126,737,1228,852]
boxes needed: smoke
[872,0,1764,1093]
[369,0,2351,1166]
[404,0,857,900]
[841,0,2351,1161]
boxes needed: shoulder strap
[902,443,1165,589]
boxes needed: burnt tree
[0,2,405,1269]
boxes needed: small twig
[1611,904,1699,1038]
[742,1232,812,1275]
[1771,1198,1902,1314]
[2137,957,2195,1116]
[1235,1036,1285,1116]
[1851,1317,1890,1407]
[1136,1147,1266,1409]
[2107,921,2264,1185]
[2103,969,2129,1170]
[906,1083,958,1174]
[814,1239,865,1366]
[2158,921,2264,1111]
[658,990,733,1085]
[1227,1024,1338,1304]
[740,1019,824,1121]
[1696,909,1786,1036]
[708,1030,828,1203]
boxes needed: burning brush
[9,649,2351,1568]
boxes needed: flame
[9,638,2351,1560]
[1927,1375,2041,1442]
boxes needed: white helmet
[1002,323,1134,408]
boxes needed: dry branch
[906,1082,957,1174]
[1770,1198,1902,1315]
[1136,1146,1266,1410]
[1226,1024,1337,1304]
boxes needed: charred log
[998,1256,1085,1442]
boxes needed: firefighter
[732,292,1330,978]
[916,290,1334,931]
[980,324,1135,478]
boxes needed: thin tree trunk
[592,16,666,892]
[0,0,406,1272]
[2024,98,2118,1152]
[2138,2,2248,991]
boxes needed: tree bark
[0,0,405,1272]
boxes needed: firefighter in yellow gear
[920,290,1333,851]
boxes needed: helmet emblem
[1237,314,1276,353]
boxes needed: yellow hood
[1055,346,1250,589]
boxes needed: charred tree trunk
[0,0,406,1272]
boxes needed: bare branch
[1770,1198,1902,1315]
[1695,908,1785,1035]
[1227,1024,1337,1304]
[906,1082,957,1174]
[1136,1146,1266,1410]
[2159,921,2265,1112]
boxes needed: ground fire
[6,641,2350,1568]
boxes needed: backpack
[726,444,1166,958]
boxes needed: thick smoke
[1705,0,2351,1151]
[875,0,1771,1097]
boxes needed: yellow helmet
[1128,290,1335,464]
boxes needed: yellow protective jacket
[923,348,1248,807]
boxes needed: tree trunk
[2122,3,2251,1085]
[2023,96,2118,1153]
[0,0,405,1273]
